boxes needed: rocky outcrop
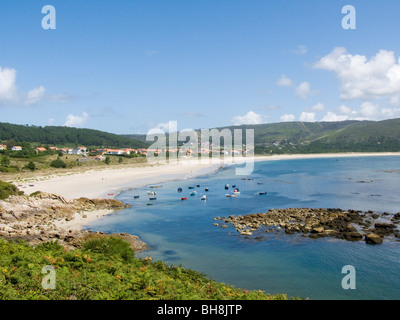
[0,192,147,251]
[365,233,383,245]
[215,208,400,245]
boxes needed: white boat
[201,195,208,200]
[147,191,156,195]
[226,193,236,197]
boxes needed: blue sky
[1,0,400,134]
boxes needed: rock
[311,227,324,233]
[374,223,395,236]
[365,233,383,245]
[344,232,363,241]
[324,229,339,236]
[346,224,357,232]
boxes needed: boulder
[365,233,383,245]
[374,223,395,236]
[344,232,363,241]
[311,227,324,234]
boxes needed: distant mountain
[0,123,148,149]
[123,118,400,153]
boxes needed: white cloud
[337,105,353,115]
[310,102,325,112]
[299,111,316,122]
[25,86,46,106]
[381,107,400,118]
[277,74,293,87]
[232,111,263,125]
[295,81,311,99]
[321,112,349,122]
[0,65,71,107]
[64,112,89,127]
[314,47,400,100]
[358,102,379,119]
[293,45,308,55]
[0,67,17,102]
[280,114,295,122]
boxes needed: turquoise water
[85,156,400,300]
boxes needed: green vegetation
[0,237,291,300]
[0,181,22,200]
[130,118,400,154]
[0,122,148,149]
[50,159,67,169]
[24,162,36,171]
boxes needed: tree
[50,159,67,168]
[0,156,10,167]
[6,139,15,150]
[105,157,110,165]
[118,157,123,163]
[25,161,36,171]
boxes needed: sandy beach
[12,152,400,200]
[7,152,400,232]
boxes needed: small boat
[205,188,209,192]
[177,187,183,192]
[150,185,162,188]
[226,193,236,198]
[225,184,229,190]
[133,195,140,199]
[190,191,197,196]
[188,186,195,189]
[201,195,208,200]
[108,193,114,196]
[149,197,157,200]
[259,192,267,195]
[147,191,156,195]
[181,197,187,200]
[147,203,153,206]
[196,184,200,187]
[232,184,236,188]
[233,190,240,195]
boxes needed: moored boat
[201,195,208,200]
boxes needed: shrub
[83,237,135,262]
[50,159,67,168]
[0,181,22,200]
[24,161,36,171]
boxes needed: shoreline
[7,152,400,233]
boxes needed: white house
[11,146,22,151]
[71,146,87,155]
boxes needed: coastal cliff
[0,192,148,251]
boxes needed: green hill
[124,118,400,154]
[0,123,148,149]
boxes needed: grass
[0,237,293,300]
[0,180,23,200]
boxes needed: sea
[84,156,400,300]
